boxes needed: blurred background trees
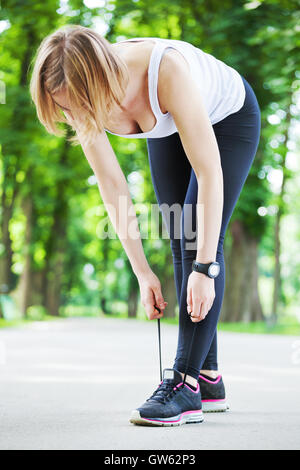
[0,0,299,330]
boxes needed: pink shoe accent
[202,398,226,403]
[174,382,200,394]
[198,374,222,384]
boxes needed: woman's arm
[65,114,167,319]
[158,51,224,322]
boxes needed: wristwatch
[192,260,220,279]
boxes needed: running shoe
[130,368,204,426]
[198,374,229,413]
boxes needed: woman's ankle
[200,369,219,379]
[179,372,198,389]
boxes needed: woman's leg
[173,75,261,379]
[147,133,219,373]
[146,133,192,306]
[201,331,218,373]
[147,75,260,381]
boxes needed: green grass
[105,312,300,335]
[217,321,300,335]
[60,305,102,318]
[1,306,299,336]
[0,315,62,329]
[0,318,26,328]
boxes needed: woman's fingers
[190,303,203,322]
[192,297,202,320]
[186,271,215,322]
[153,285,167,313]
[190,301,210,322]
[142,289,152,318]
[153,305,164,320]
[143,289,164,320]
[199,301,209,321]
[138,272,168,321]
[150,304,163,320]
[144,291,157,320]
[187,287,193,316]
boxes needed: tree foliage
[0,0,299,322]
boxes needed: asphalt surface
[0,316,299,450]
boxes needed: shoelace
[150,313,199,404]
[147,380,183,404]
[182,321,198,386]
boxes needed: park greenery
[0,0,299,334]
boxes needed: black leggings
[146,75,261,379]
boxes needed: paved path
[0,317,299,450]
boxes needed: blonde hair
[29,24,129,147]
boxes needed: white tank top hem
[104,37,246,139]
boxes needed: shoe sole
[129,409,204,427]
[202,400,229,413]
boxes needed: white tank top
[104,37,246,139]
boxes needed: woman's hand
[137,271,168,320]
[187,271,215,323]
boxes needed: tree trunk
[99,239,109,315]
[43,203,67,316]
[222,220,264,323]
[101,297,109,315]
[128,285,138,318]
[162,254,177,319]
[271,103,291,324]
[45,251,65,317]
[43,202,67,317]
[271,210,281,324]
[18,196,34,317]
[0,176,19,294]
[0,201,14,293]
[41,140,70,316]
[0,29,35,294]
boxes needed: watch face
[208,263,220,277]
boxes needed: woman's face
[51,88,74,119]
[51,88,88,130]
